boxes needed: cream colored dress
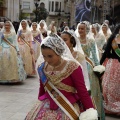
[17,30,34,75]
[0,32,26,83]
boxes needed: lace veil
[1,21,16,33]
[36,33,83,75]
[99,23,112,36]
[39,20,48,31]
[17,19,30,32]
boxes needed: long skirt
[18,43,35,76]
[0,46,26,83]
[25,99,72,120]
[102,58,120,115]
[32,41,40,61]
[87,63,105,120]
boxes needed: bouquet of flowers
[93,65,105,78]
[79,108,98,120]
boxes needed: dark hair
[108,24,120,42]
[61,31,76,47]
[101,24,120,64]
[41,44,51,49]
[113,24,120,36]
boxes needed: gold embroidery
[55,82,76,93]
[46,61,79,84]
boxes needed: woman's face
[102,25,107,33]
[61,33,72,49]
[42,48,61,67]
[32,23,37,30]
[40,23,44,28]
[78,24,86,36]
[21,21,27,29]
[91,26,96,33]
[5,22,11,31]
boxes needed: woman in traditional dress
[99,23,112,51]
[39,20,48,38]
[17,20,35,76]
[48,21,57,35]
[0,21,26,83]
[100,24,120,115]
[101,23,112,41]
[31,22,43,61]
[91,23,106,58]
[61,30,90,91]
[25,34,98,120]
[75,22,105,120]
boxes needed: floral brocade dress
[100,40,120,115]
[79,38,105,120]
[0,32,26,83]
[31,30,42,61]
[25,60,94,120]
[17,30,35,76]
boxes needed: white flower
[93,65,105,74]
[79,108,98,120]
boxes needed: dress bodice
[31,30,40,37]
[38,60,94,110]
[18,30,32,42]
[1,32,18,50]
[80,38,99,65]
[31,30,42,43]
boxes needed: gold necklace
[22,29,26,33]
[80,37,86,43]
[32,30,37,33]
[50,58,64,71]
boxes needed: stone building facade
[0,0,20,22]
[0,0,120,26]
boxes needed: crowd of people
[0,19,120,120]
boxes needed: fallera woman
[31,22,43,61]
[17,20,36,76]
[61,30,90,91]
[25,34,98,120]
[75,22,105,120]
[100,24,120,116]
[0,21,26,83]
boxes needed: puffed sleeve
[71,66,94,110]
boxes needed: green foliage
[19,10,30,21]
[0,0,4,6]
[33,7,49,22]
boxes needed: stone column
[70,0,75,27]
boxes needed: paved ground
[0,76,119,120]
